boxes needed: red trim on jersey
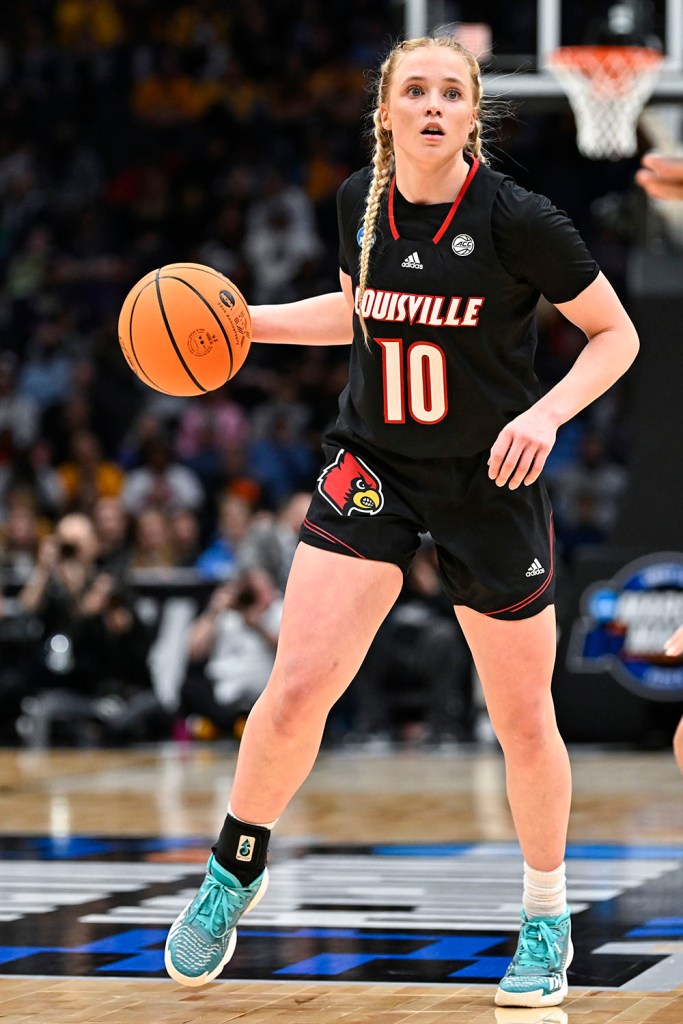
[303,518,367,559]
[387,177,399,240]
[484,512,555,617]
[387,158,480,245]
[432,157,480,244]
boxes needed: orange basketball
[118,263,252,396]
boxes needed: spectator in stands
[175,388,250,488]
[180,568,283,740]
[195,493,252,582]
[238,491,310,591]
[129,508,178,571]
[0,353,39,449]
[17,313,74,413]
[0,496,43,575]
[170,508,203,568]
[243,175,324,303]
[550,433,628,540]
[247,413,316,509]
[121,436,204,517]
[76,584,170,745]
[57,428,125,514]
[92,495,131,578]
[0,438,66,523]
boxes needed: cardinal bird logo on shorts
[318,450,384,516]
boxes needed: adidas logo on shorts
[526,558,545,577]
[401,251,423,269]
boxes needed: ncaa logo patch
[318,450,384,516]
[357,226,376,248]
[452,233,475,256]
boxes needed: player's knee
[492,694,555,751]
[266,656,345,731]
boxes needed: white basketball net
[549,46,663,160]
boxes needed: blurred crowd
[0,1,650,747]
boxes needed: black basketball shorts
[299,429,556,621]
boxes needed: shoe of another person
[165,854,268,986]
[495,908,572,1007]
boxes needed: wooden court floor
[0,743,681,1024]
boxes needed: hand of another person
[488,407,558,489]
[635,153,683,201]
[664,625,683,657]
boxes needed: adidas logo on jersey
[526,558,545,577]
[401,251,423,269]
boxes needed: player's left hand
[488,408,557,489]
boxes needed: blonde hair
[358,36,487,345]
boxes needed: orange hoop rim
[549,45,664,74]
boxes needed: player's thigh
[454,604,557,738]
[270,541,403,705]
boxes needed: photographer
[180,569,283,740]
[15,513,111,744]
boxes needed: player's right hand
[636,153,683,201]
[664,624,683,657]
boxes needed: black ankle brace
[212,813,270,886]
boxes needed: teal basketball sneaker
[165,854,269,986]
[495,908,572,1007]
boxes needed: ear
[379,103,392,132]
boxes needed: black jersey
[335,159,599,458]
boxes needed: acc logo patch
[318,450,384,516]
[452,233,475,256]
[568,552,683,699]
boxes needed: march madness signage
[568,552,683,700]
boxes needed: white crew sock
[523,861,567,919]
[228,804,278,831]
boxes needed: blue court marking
[628,917,683,938]
[0,836,207,860]
[274,934,506,977]
[0,930,168,972]
[372,843,683,859]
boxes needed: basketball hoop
[548,46,663,160]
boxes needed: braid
[358,110,394,347]
[466,117,485,163]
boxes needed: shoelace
[516,919,562,971]
[188,877,252,939]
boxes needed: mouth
[421,125,445,137]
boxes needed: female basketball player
[166,36,639,1008]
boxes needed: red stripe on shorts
[303,518,367,560]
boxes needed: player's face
[380,49,476,168]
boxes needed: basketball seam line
[154,270,208,393]
[128,281,174,394]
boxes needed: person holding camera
[14,513,113,744]
[180,569,283,740]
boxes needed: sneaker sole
[165,868,269,987]
[494,938,573,1008]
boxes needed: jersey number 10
[376,338,448,425]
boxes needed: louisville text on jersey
[355,287,485,327]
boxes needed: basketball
[118,263,252,396]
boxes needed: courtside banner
[567,552,683,701]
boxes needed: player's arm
[249,272,354,346]
[489,272,639,489]
[636,153,683,200]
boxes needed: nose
[424,92,442,117]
